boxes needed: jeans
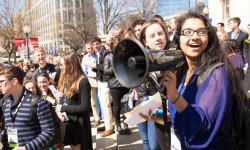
[137,120,160,150]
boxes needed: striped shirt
[3,90,54,150]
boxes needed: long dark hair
[173,12,243,97]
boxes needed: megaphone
[113,38,184,89]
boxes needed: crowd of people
[0,11,250,150]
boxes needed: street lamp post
[23,25,30,60]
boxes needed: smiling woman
[160,11,246,150]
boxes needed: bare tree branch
[0,0,26,63]
[61,0,97,51]
[95,0,134,34]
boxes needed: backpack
[198,63,250,150]
[1,93,61,149]
[29,95,62,148]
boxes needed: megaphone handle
[160,67,177,95]
[162,95,171,148]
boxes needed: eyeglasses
[181,28,209,36]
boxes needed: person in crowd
[56,51,92,150]
[36,72,63,149]
[123,28,136,38]
[227,17,248,62]
[137,19,173,150]
[132,19,146,39]
[25,63,36,80]
[103,36,130,135]
[113,28,124,41]
[159,11,243,149]
[152,14,165,25]
[0,66,54,149]
[17,60,23,69]
[221,40,245,81]
[32,48,60,85]
[169,17,178,42]
[37,73,57,104]
[106,36,114,51]
[90,37,114,137]
[81,40,101,127]
[23,79,40,95]
[22,62,30,81]
[48,58,54,64]
[217,22,225,31]
[247,24,250,39]
[245,24,250,44]
[217,29,228,43]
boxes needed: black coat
[92,46,110,82]
[60,78,92,150]
[103,52,122,88]
[228,30,249,53]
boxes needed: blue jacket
[168,66,233,149]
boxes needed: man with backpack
[0,66,54,150]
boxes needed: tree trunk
[8,52,12,64]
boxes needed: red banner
[14,38,39,51]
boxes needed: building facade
[25,0,97,54]
[208,0,250,31]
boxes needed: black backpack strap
[28,94,40,122]
[197,63,224,89]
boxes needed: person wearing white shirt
[81,42,101,127]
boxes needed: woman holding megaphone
[159,12,242,149]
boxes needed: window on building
[223,0,230,20]
[62,0,67,7]
[56,0,60,8]
[68,0,73,8]
[57,12,61,23]
[63,10,67,22]
[75,0,80,8]
[68,10,73,22]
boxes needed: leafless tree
[0,0,27,63]
[130,0,157,20]
[116,13,143,30]
[111,0,157,31]
[62,0,97,52]
[95,0,134,34]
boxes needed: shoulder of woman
[77,76,89,89]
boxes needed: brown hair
[228,17,241,26]
[0,65,24,84]
[58,51,84,97]
[139,19,169,49]
[23,80,42,95]
[123,28,135,37]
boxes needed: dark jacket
[92,45,110,82]
[228,30,248,53]
[61,78,92,150]
[103,52,122,88]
